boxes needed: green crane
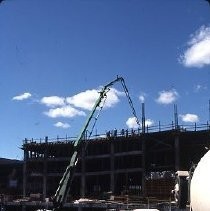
[51,76,140,210]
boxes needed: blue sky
[0,0,210,159]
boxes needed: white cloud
[41,86,124,121]
[12,92,32,101]
[104,88,124,108]
[66,89,99,110]
[66,87,124,111]
[180,25,210,68]
[179,113,199,123]
[40,96,65,107]
[156,89,178,105]
[44,105,86,118]
[126,117,139,129]
[54,122,70,129]
[126,117,154,129]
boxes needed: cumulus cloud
[180,25,210,68]
[66,87,124,111]
[126,117,139,129]
[44,105,86,118]
[40,96,65,107]
[41,86,124,121]
[12,92,32,101]
[104,88,125,108]
[54,121,70,129]
[126,117,154,129]
[179,113,199,123]
[156,89,178,105]
[66,89,99,110]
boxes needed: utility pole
[142,103,145,133]
[174,104,179,130]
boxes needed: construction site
[0,77,210,210]
[0,121,210,210]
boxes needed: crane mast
[52,76,140,210]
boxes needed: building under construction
[1,122,205,210]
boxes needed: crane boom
[52,76,140,210]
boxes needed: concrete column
[141,138,146,196]
[175,135,180,171]
[43,146,48,200]
[110,141,115,193]
[23,150,27,197]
